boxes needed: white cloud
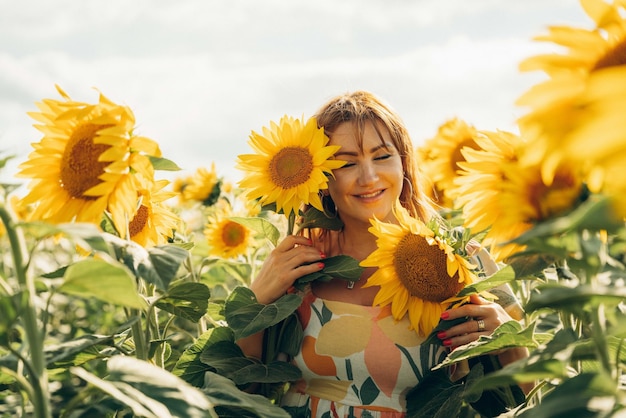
[0,0,591,188]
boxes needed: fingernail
[318,262,325,269]
[443,339,452,347]
[320,252,326,259]
[440,312,449,320]
[437,331,446,339]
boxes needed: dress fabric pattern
[280,291,448,418]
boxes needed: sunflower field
[2,0,626,416]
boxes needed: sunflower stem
[0,204,51,418]
[287,211,296,236]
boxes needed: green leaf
[294,255,363,289]
[72,356,216,418]
[202,371,291,418]
[225,287,302,340]
[518,372,617,418]
[298,207,344,231]
[512,195,623,244]
[45,334,115,368]
[149,155,182,171]
[156,282,210,322]
[0,293,22,345]
[107,234,188,291]
[456,265,516,297]
[59,259,147,310]
[172,327,235,387]
[434,321,538,369]
[20,221,110,253]
[525,284,626,314]
[200,340,301,385]
[230,216,280,247]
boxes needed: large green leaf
[172,327,234,387]
[59,258,147,310]
[434,321,538,369]
[200,340,300,385]
[225,287,302,340]
[456,265,516,297]
[72,356,216,418]
[156,281,210,322]
[230,216,280,247]
[202,371,290,418]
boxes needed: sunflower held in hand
[361,201,478,336]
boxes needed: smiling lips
[356,189,385,199]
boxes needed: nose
[358,161,379,185]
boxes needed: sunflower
[416,118,480,207]
[454,130,528,261]
[181,163,222,206]
[516,0,626,211]
[16,85,160,238]
[361,202,477,336]
[236,115,346,217]
[204,208,252,259]
[461,138,584,261]
[129,179,181,247]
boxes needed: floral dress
[280,290,448,418]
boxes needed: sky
[0,0,591,189]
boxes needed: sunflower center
[221,221,246,247]
[129,204,149,238]
[393,233,464,302]
[60,123,112,200]
[593,38,626,71]
[268,147,314,189]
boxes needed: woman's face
[327,120,404,227]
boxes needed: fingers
[250,235,325,304]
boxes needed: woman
[238,91,529,417]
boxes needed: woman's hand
[437,294,510,349]
[250,235,325,304]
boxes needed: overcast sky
[0,0,590,188]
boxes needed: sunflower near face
[416,118,480,208]
[236,115,346,217]
[361,201,477,336]
[16,85,161,238]
[516,0,626,210]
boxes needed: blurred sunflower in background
[128,179,181,247]
[177,164,222,207]
[516,0,626,216]
[236,115,345,217]
[416,118,480,209]
[204,207,252,259]
[455,130,585,262]
[16,85,160,238]
[361,201,477,336]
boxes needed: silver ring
[476,319,486,332]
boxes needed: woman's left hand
[437,293,510,350]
